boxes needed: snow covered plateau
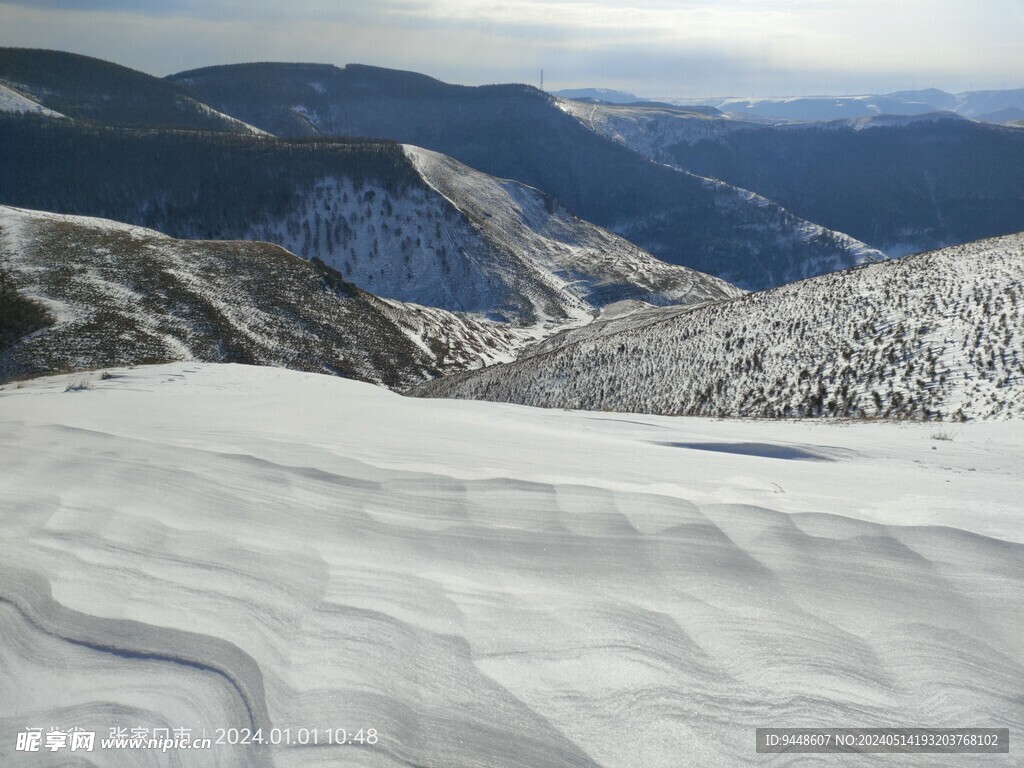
[1,363,1021,767]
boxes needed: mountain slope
[0,205,536,387]
[0,81,64,118]
[402,146,739,311]
[0,115,736,324]
[557,97,761,154]
[580,108,1024,257]
[666,118,1024,256]
[0,48,264,133]
[169,62,883,290]
[421,234,1024,420]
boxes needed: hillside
[0,205,539,387]
[0,81,64,118]
[0,115,736,323]
[0,48,264,133]
[647,116,1024,256]
[402,146,739,310]
[557,97,761,154]
[169,61,883,290]
[422,234,1024,420]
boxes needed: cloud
[0,0,1020,94]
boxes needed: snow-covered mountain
[0,48,265,133]
[422,233,1024,420]
[680,87,1024,124]
[239,145,740,322]
[2,362,1022,767]
[0,205,545,388]
[168,61,884,290]
[0,117,737,324]
[557,97,762,152]
[400,146,740,312]
[586,108,1024,258]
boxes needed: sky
[1,0,1021,98]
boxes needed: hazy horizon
[1,0,1021,99]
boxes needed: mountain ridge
[0,48,266,133]
[0,204,541,387]
[0,114,736,325]
[167,59,884,290]
[559,98,1024,257]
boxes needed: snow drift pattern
[0,363,1021,767]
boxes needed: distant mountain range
[665,87,1024,125]
[421,233,1024,420]
[550,87,643,104]
[557,99,1024,257]
[166,59,883,290]
[2,48,1022,421]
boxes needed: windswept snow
[0,363,1021,767]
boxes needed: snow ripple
[0,364,1021,767]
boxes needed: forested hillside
[422,234,1024,420]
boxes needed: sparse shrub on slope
[421,234,1024,420]
[0,207,527,387]
[0,269,52,350]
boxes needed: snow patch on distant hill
[188,98,270,135]
[0,81,64,118]
[557,97,757,150]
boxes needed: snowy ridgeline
[423,233,1024,420]
[242,147,739,323]
[0,205,538,387]
[557,97,759,154]
[0,363,1021,767]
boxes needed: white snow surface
[1,362,1021,767]
[0,81,65,118]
